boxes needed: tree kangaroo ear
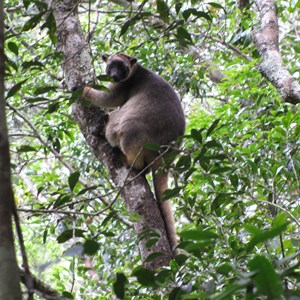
[102,54,109,62]
[129,57,137,66]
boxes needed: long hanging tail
[152,163,178,256]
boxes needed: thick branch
[46,0,173,269]
[19,269,65,300]
[252,0,300,104]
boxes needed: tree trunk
[0,0,22,298]
[46,0,173,270]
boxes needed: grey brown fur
[82,53,185,254]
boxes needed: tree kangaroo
[82,53,186,254]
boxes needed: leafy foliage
[4,0,300,298]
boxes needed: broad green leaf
[182,8,211,22]
[53,194,71,208]
[68,171,80,192]
[179,229,218,240]
[120,19,132,37]
[157,0,169,22]
[145,238,159,248]
[272,212,288,228]
[132,267,156,287]
[144,252,163,262]
[206,119,220,137]
[57,229,85,243]
[34,86,57,95]
[113,273,128,299]
[176,26,193,46]
[61,291,74,299]
[246,222,289,251]
[22,60,45,71]
[17,145,37,152]
[216,263,233,274]
[156,269,171,285]
[8,42,18,56]
[176,155,191,170]
[190,128,203,143]
[249,255,283,298]
[84,239,100,255]
[22,12,45,31]
[138,230,160,241]
[208,2,225,10]
[6,79,28,99]
[163,187,182,200]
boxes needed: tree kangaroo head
[102,53,138,83]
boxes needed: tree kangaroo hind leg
[119,132,146,170]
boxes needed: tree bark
[252,0,300,104]
[47,0,173,270]
[0,0,22,298]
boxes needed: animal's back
[120,65,185,145]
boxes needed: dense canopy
[1,0,300,299]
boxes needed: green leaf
[179,229,218,240]
[203,140,222,148]
[23,12,45,31]
[68,171,80,192]
[113,273,128,299]
[57,229,85,243]
[144,252,163,262]
[53,194,71,208]
[101,211,118,227]
[138,229,160,241]
[157,0,169,22]
[23,0,48,10]
[84,239,100,255]
[163,187,182,200]
[46,102,60,114]
[6,79,28,99]
[17,145,37,152]
[132,267,156,287]
[176,26,193,46]
[41,11,57,45]
[61,291,74,299]
[22,60,44,71]
[272,212,288,228]
[77,185,98,196]
[190,128,203,143]
[208,2,225,10]
[244,224,262,235]
[7,42,19,56]
[120,19,132,37]
[42,228,48,244]
[176,155,191,170]
[182,9,211,22]
[206,119,220,137]
[246,222,289,251]
[249,255,283,298]
[26,97,48,103]
[34,86,57,95]
[175,2,182,14]
[145,238,159,248]
[211,193,234,211]
[156,269,171,285]
[216,263,233,274]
